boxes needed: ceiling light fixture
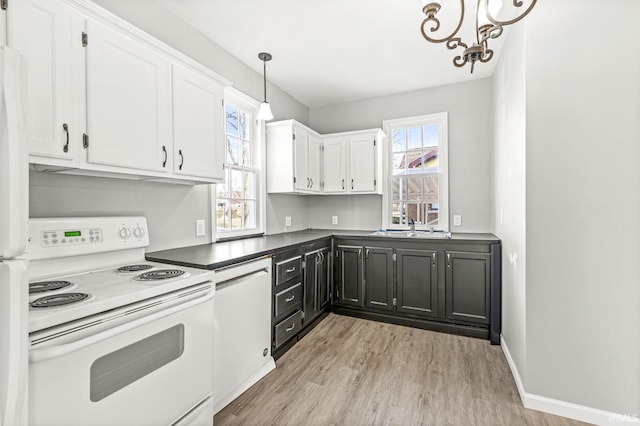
[257,52,274,121]
[420,0,536,73]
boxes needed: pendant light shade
[257,52,274,121]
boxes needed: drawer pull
[285,295,295,302]
[285,324,295,332]
[285,267,296,273]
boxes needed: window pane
[392,153,405,175]
[231,200,242,230]
[407,176,422,200]
[391,177,407,201]
[423,147,439,172]
[242,141,252,167]
[407,127,421,150]
[230,168,242,197]
[226,105,238,136]
[244,171,256,199]
[423,124,439,147]
[226,137,240,165]
[407,203,420,224]
[392,128,406,152]
[391,202,406,225]
[217,200,230,231]
[406,150,424,172]
[216,169,228,199]
[424,175,439,201]
[239,110,250,139]
[244,201,256,229]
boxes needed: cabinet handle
[342,179,345,190]
[162,145,167,167]
[447,253,451,267]
[365,249,370,262]
[285,295,295,302]
[285,267,296,273]
[358,248,362,259]
[285,324,295,332]
[178,149,184,170]
[351,179,354,190]
[306,177,310,188]
[310,178,313,188]
[432,252,436,266]
[62,123,69,153]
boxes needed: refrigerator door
[0,46,28,260]
[0,260,28,426]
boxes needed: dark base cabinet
[333,237,501,345]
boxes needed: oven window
[90,325,185,402]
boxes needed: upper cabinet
[266,120,323,194]
[267,120,384,195]
[20,0,230,184]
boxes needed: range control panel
[26,217,150,260]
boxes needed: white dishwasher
[213,256,275,414]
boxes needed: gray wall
[308,195,382,231]
[309,79,493,233]
[524,0,640,414]
[29,0,310,249]
[492,25,527,388]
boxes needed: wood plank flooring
[215,314,587,426]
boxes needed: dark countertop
[146,229,500,270]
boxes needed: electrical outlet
[453,215,462,226]
[332,216,338,225]
[285,216,292,227]
[195,219,206,236]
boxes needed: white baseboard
[500,336,639,426]
[213,358,276,415]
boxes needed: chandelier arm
[420,0,465,44]
[446,37,468,51]
[479,24,504,45]
[452,55,467,68]
[487,0,537,27]
[479,48,494,63]
[475,0,483,45]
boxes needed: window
[382,113,448,230]
[214,89,264,239]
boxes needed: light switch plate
[285,216,292,227]
[332,216,338,225]
[453,215,462,226]
[196,219,206,236]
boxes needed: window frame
[210,87,266,241]
[382,112,449,231]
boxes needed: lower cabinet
[302,246,330,326]
[333,238,501,344]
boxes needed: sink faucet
[408,217,416,233]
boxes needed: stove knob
[133,226,145,239]
[119,227,132,239]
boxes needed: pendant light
[257,52,274,121]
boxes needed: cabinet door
[336,245,363,307]
[318,249,331,308]
[27,0,77,165]
[302,252,319,326]
[172,65,224,180]
[445,251,490,324]
[364,247,394,311]
[85,20,171,173]
[349,134,376,192]
[323,137,347,193]
[307,135,322,192]
[293,127,308,191]
[396,249,438,318]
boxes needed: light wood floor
[215,314,587,426]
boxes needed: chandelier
[420,0,537,73]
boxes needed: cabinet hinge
[82,133,89,148]
[301,262,305,270]
[392,297,397,306]
[81,32,88,47]
[374,179,377,187]
[1,0,8,11]
[373,139,376,146]
[221,99,224,106]
[337,290,340,299]
[392,253,397,262]
[292,133,296,141]
[293,177,296,184]
[301,311,305,319]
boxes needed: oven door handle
[30,289,214,363]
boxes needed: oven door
[29,283,214,426]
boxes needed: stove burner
[29,280,73,295]
[134,269,185,281]
[30,293,90,308]
[117,264,154,273]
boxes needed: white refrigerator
[0,45,29,426]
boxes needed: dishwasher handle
[30,288,214,363]
[215,268,269,291]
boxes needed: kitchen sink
[368,230,452,239]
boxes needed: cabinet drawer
[274,282,302,322]
[275,256,301,287]
[274,311,302,348]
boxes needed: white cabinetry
[267,120,322,194]
[21,0,230,184]
[172,64,224,180]
[85,19,172,173]
[25,0,78,167]
[322,136,347,193]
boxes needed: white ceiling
[155,0,506,108]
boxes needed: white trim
[382,112,449,231]
[501,337,639,426]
